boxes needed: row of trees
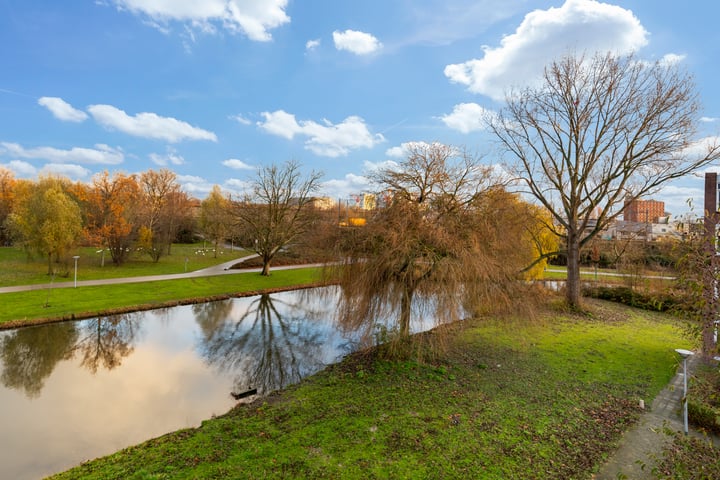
[1,168,196,273]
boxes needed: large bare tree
[329,143,543,347]
[491,52,720,308]
[233,160,322,276]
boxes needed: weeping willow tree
[327,142,551,354]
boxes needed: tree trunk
[565,233,581,308]
[261,257,271,276]
[399,286,413,337]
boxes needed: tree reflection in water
[0,322,78,398]
[196,292,336,395]
[72,314,141,374]
[0,313,141,398]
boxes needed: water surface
[0,288,360,480]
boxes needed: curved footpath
[594,354,720,479]
[0,254,324,294]
[2,257,717,476]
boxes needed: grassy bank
[51,300,689,480]
[0,267,322,327]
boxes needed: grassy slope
[51,300,689,480]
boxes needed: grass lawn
[0,267,323,327]
[0,244,248,287]
[50,299,691,480]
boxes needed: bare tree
[233,161,323,276]
[491,52,720,308]
[328,143,542,348]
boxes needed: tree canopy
[491,52,720,307]
[329,142,548,349]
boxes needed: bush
[583,285,683,312]
[687,400,720,434]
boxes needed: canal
[0,287,367,480]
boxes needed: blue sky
[1,0,719,218]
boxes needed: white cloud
[682,136,720,160]
[701,117,718,123]
[385,147,405,158]
[333,29,382,55]
[444,0,649,100]
[176,174,213,196]
[110,0,290,42]
[1,160,37,177]
[383,141,438,159]
[230,114,252,125]
[321,173,372,199]
[39,163,91,179]
[0,142,124,165]
[659,53,686,66]
[305,39,320,51]
[37,97,88,122]
[224,178,252,195]
[222,158,255,170]
[88,104,217,143]
[258,110,384,157]
[440,103,496,133]
[149,148,185,166]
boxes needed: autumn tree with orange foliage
[77,171,142,266]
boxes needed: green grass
[50,300,690,480]
[0,244,249,287]
[0,267,323,326]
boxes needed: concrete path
[594,354,720,479]
[0,254,323,294]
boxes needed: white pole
[682,356,689,435]
[73,256,80,288]
[675,348,693,435]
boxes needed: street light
[72,255,80,288]
[675,348,694,435]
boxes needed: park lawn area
[0,244,249,287]
[51,299,689,480]
[0,267,322,327]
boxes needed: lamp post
[72,255,80,288]
[675,348,694,435]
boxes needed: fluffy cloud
[110,0,290,42]
[149,148,185,166]
[37,97,88,122]
[305,39,321,51]
[321,173,372,199]
[257,110,385,157]
[0,142,124,165]
[1,160,37,177]
[440,103,495,133]
[444,0,648,100]
[39,163,91,179]
[333,30,382,55]
[88,104,217,143]
[176,174,213,196]
[222,158,255,170]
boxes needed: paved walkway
[0,254,323,294]
[594,354,720,479]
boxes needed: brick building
[623,198,666,223]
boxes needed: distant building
[623,198,666,223]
